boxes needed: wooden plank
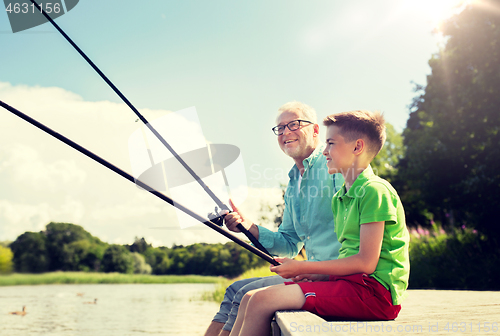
[271,318,281,336]
[274,290,500,336]
[275,310,348,336]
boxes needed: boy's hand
[269,257,303,278]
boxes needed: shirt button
[310,256,314,260]
[307,236,310,240]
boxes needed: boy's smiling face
[323,125,356,175]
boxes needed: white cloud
[0,144,86,192]
[0,198,85,240]
[0,82,285,247]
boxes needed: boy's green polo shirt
[258,145,344,261]
[332,165,410,305]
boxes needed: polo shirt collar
[338,165,375,199]
[288,144,325,180]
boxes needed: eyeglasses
[272,120,313,136]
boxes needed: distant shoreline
[0,272,224,286]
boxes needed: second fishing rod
[0,99,280,266]
[28,0,274,260]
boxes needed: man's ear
[353,139,365,155]
[313,124,320,137]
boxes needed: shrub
[101,245,135,274]
[0,245,14,274]
[409,226,500,290]
[132,252,152,274]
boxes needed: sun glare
[401,0,475,28]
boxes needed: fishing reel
[207,206,227,227]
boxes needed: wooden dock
[272,289,500,335]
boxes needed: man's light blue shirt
[257,144,344,261]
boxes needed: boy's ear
[353,139,365,155]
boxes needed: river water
[0,283,220,335]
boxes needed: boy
[228,110,410,336]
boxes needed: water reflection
[0,283,219,335]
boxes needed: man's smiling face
[276,110,317,161]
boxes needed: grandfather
[204,101,344,336]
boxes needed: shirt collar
[338,165,375,199]
[288,144,325,179]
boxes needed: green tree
[143,247,171,274]
[10,231,50,273]
[129,237,151,254]
[64,239,107,272]
[45,222,95,271]
[398,0,500,239]
[0,245,13,274]
[371,123,404,180]
[131,252,152,274]
[101,245,134,273]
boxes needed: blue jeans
[212,275,286,331]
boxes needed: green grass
[0,272,224,286]
[202,266,274,302]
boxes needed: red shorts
[285,273,401,321]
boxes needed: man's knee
[233,276,285,302]
[225,277,263,299]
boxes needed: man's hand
[222,199,257,235]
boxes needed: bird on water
[9,306,27,316]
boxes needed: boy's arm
[270,221,384,279]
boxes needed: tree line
[0,222,265,277]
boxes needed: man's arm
[270,221,384,279]
[224,199,303,258]
[223,199,260,238]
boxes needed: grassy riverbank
[0,272,223,286]
[203,266,274,302]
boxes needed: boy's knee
[248,289,268,305]
[241,291,253,304]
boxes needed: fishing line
[28,0,273,259]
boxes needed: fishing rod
[28,0,273,258]
[0,99,280,266]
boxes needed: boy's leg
[203,322,224,336]
[238,284,305,336]
[296,274,400,321]
[228,288,260,336]
[222,275,285,333]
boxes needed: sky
[0,0,465,247]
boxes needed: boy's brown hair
[323,110,386,158]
